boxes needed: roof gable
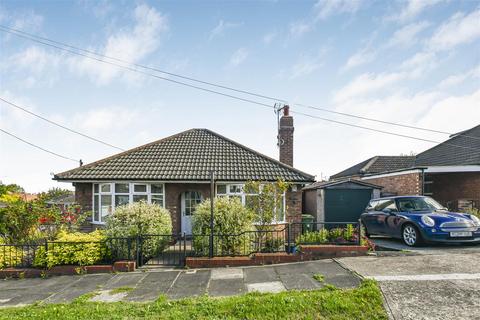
[54,129,315,182]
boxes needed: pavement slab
[210,268,243,280]
[208,278,246,297]
[43,274,113,304]
[167,270,210,300]
[247,281,286,293]
[103,273,147,290]
[125,271,180,302]
[243,266,279,284]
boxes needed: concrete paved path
[337,251,480,320]
[0,259,360,308]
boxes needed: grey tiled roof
[54,129,315,182]
[330,156,416,179]
[330,124,480,179]
[416,124,480,166]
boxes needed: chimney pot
[283,105,289,116]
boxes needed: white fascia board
[360,169,423,179]
[425,166,480,173]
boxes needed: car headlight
[470,215,480,226]
[421,215,435,227]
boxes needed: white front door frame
[180,191,203,235]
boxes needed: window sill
[91,221,106,225]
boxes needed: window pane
[94,184,99,193]
[151,195,164,207]
[217,185,227,194]
[134,184,147,193]
[100,184,111,193]
[133,195,148,202]
[93,195,99,222]
[100,195,112,221]
[277,197,285,221]
[115,183,129,193]
[229,185,242,193]
[115,195,130,206]
[151,184,163,194]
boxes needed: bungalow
[330,124,480,211]
[53,108,315,233]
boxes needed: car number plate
[450,231,472,237]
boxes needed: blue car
[360,196,480,246]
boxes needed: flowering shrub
[105,201,172,259]
[33,230,107,268]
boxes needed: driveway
[371,236,480,255]
[0,259,360,307]
[337,250,480,320]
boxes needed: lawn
[0,280,387,320]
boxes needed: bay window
[92,182,165,223]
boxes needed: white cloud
[387,21,431,48]
[314,0,362,20]
[438,65,480,88]
[341,46,376,72]
[289,51,325,79]
[228,48,249,67]
[399,51,438,76]
[209,20,242,40]
[70,4,168,85]
[334,72,406,103]
[428,9,480,51]
[289,21,311,38]
[392,0,445,22]
[73,107,139,132]
[263,31,277,45]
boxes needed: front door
[181,191,203,235]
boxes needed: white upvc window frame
[216,183,286,223]
[92,182,166,224]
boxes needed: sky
[0,0,479,192]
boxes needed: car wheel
[402,224,421,247]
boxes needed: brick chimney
[278,105,294,166]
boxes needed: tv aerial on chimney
[274,102,288,147]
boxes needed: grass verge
[0,280,387,320]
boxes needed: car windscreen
[396,197,444,212]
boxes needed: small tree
[243,180,290,231]
[105,201,172,259]
[192,197,254,256]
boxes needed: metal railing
[0,221,364,269]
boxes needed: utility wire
[0,97,125,151]
[3,24,478,141]
[291,110,480,152]
[0,128,78,162]
[0,26,273,111]
[1,26,478,149]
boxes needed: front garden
[1,181,371,275]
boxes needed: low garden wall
[186,244,369,268]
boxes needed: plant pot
[285,244,297,254]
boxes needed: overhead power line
[291,110,479,152]
[2,24,477,141]
[0,26,273,111]
[0,97,125,151]
[0,128,79,162]
[1,25,478,150]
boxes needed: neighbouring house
[45,193,75,211]
[330,124,480,210]
[303,179,382,223]
[53,108,315,233]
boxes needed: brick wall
[362,172,422,196]
[428,172,480,210]
[73,182,94,231]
